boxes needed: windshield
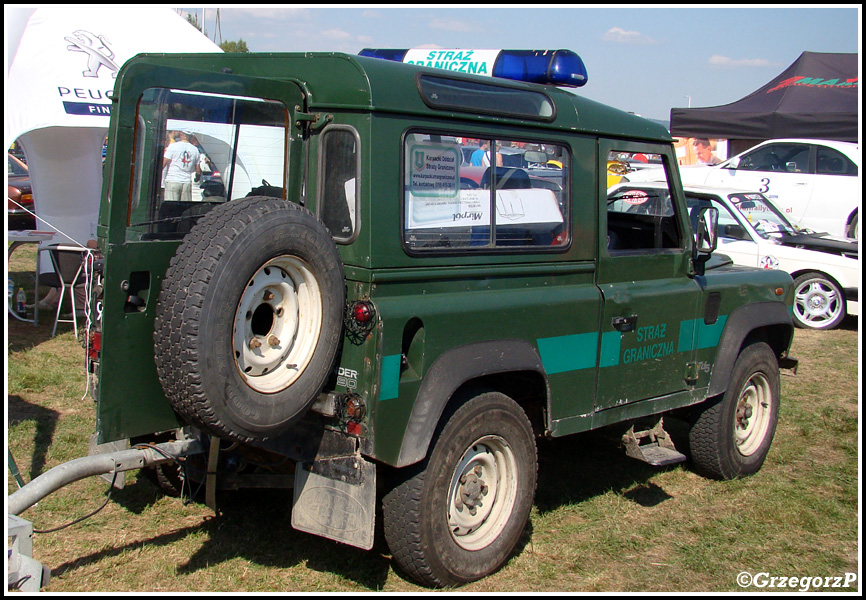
[8,154,28,176]
[728,193,799,238]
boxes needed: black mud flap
[291,455,376,550]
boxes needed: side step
[621,418,687,467]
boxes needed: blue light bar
[358,48,588,88]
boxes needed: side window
[686,195,746,241]
[738,143,809,173]
[318,127,360,242]
[403,133,569,251]
[816,146,857,176]
[606,151,682,252]
[128,88,289,241]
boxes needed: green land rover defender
[74,50,798,587]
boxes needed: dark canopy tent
[670,52,858,154]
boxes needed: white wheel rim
[447,435,518,551]
[233,256,323,394]
[794,278,842,327]
[734,372,773,457]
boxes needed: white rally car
[608,182,859,330]
[629,139,860,240]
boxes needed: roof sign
[359,48,588,88]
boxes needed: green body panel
[96,241,182,440]
[93,52,795,465]
[360,263,600,464]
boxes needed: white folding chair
[46,245,87,338]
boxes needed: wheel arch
[789,268,845,294]
[393,339,549,468]
[707,302,795,398]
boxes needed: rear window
[127,88,289,241]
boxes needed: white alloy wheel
[793,273,845,330]
[233,255,323,393]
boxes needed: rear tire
[382,391,537,588]
[689,342,780,480]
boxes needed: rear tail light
[87,331,101,362]
[352,301,375,324]
[345,300,377,340]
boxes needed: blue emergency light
[359,48,588,88]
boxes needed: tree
[186,13,202,32]
[184,10,248,53]
[220,39,250,53]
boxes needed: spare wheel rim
[233,255,323,394]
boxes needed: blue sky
[179,6,860,122]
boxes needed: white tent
[5,6,222,257]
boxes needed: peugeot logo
[65,30,119,79]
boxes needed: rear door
[98,60,307,442]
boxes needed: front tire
[688,342,780,480]
[382,391,537,588]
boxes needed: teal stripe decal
[379,354,402,401]
[537,332,598,375]
[599,331,622,368]
[678,316,728,352]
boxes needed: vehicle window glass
[606,151,682,252]
[737,143,809,173]
[318,127,359,242]
[8,155,28,176]
[127,88,289,241]
[728,192,798,237]
[816,146,858,176]
[708,198,746,240]
[403,134,569,251]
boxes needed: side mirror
[725,156,740,170]
[696,206,719,253]
[722,223,749,241]
[693,207,718,276]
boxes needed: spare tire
[154,196,345,442]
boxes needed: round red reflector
[353,302,374,323]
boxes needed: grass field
[7,244,861,592]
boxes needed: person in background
[693,138,722,165]
[163,130,201,202]
[470,140,503,167]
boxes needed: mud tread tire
[382,391,537,588]
[153,196,344,442]
[688,342,780,480]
